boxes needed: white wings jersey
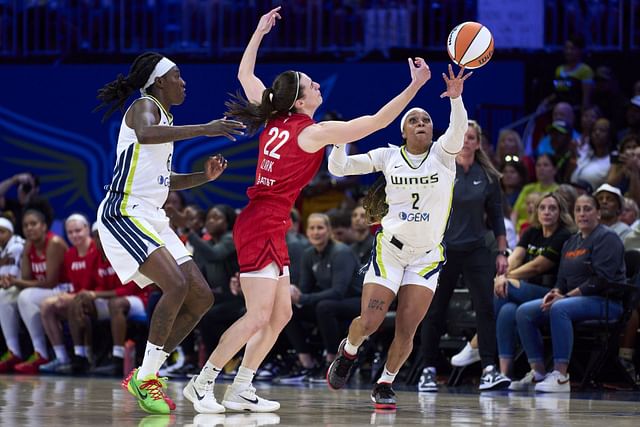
[105,95,174,209]
[370,142,456,250]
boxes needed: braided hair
[225,70,302,135]
[94,52,164,121]
[362,175,389,225]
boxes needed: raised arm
[329,148,378,177]
[298,58,431,152]
[238,6,281,103]
[437,65,472,155]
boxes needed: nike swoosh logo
[133,384,148,399]
[193,385,205,401]
[393,165,402,168]
[557,378,570,385]
[240,395,259,404]
[473,180,482,185]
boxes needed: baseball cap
[547,120,570,134]
[570,179,593,194]
[593,183,624,207]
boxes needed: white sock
[196,361,222,387]
[233,366,255,386]
[32,336,49,359]
[53,345,69,363]
[137,341,169,380]
[343,339,359,357]
[74,345,88,358]
[112,346,125,359]
[377,365,397,384]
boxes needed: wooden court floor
[1,375,640,426]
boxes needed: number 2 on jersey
[264,127,290,159]
[411,193,419,210]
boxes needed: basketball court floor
[1,374,639,426]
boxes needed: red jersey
[94,254,150,306]
[28,231,57,282]
[234,113,324,273]
[63,240,98,293]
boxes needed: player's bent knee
[360,315,385,336]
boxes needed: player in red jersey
[183,6,431,413]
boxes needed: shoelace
[139,378,165,401]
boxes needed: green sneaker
[126,369,171,414]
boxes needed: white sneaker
[451,342,481,367]
[534,371,570,393]
[222,383,280,412]
[183,375,225,414]
[509,370,543,391]
[479,365,511,390]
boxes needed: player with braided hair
[326,65,472,410]
[183,6,430,414]
[94,51,245,414]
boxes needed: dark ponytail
[225,70,302,135]
[362,175,389,225]
[94,52,164,121]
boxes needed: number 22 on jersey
[264,127,290,159]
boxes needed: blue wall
[0,60,523,221]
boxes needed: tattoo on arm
[367,298,385,311]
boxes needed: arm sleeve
[299,248,357,305]
[433,97,468,158]
[486,178,506,238]
[578,232,626,296]
[328,145,386,177]
[187,233,236,262]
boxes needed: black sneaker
[371,382,396,410]
[277,367,317,384]
[326,338,357,390]
[71,355,90,375]
[90,357,123,377]
[308,362,330,384]
[479,365,511,390]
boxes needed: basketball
[446,21,494,69]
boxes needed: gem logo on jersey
[389,173,439,186]
[399,211,430,222]
[157,175,171,187]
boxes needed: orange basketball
[446,22,494,69]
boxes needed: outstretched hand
[408,57,431,87]
[204,154,228,181]
[255,6,282,35]
[440,64,472,99]
[204,117,246,141]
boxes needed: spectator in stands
[286,208,310,288]
[0,209,68,374]
[544,35,594,113]
[500,159,528,214]
[182,204,207,251]
[620,197,639,227]
[163,190,188,236]
[607,134,640,203]
[349,205,374,265]
[70,226,150,378]
[594,184,631,240]
[451,193,574,377]
[283,213,361,382]
[39,214,97,374]
[619,96,640,140]
[556,184,578,216]
[536,102,580,158]
[328,208,354,244]
[420,120,511,392]
[190,205,244,357]
[512,154,559,234]
[569,118,613,189]
[513,194,625,392]
[592,67,626,133]
[0,173,40,236]
[576,105,602,160]
[0,214,25,372]
[569,179,594,198]
[496,129,535,181]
